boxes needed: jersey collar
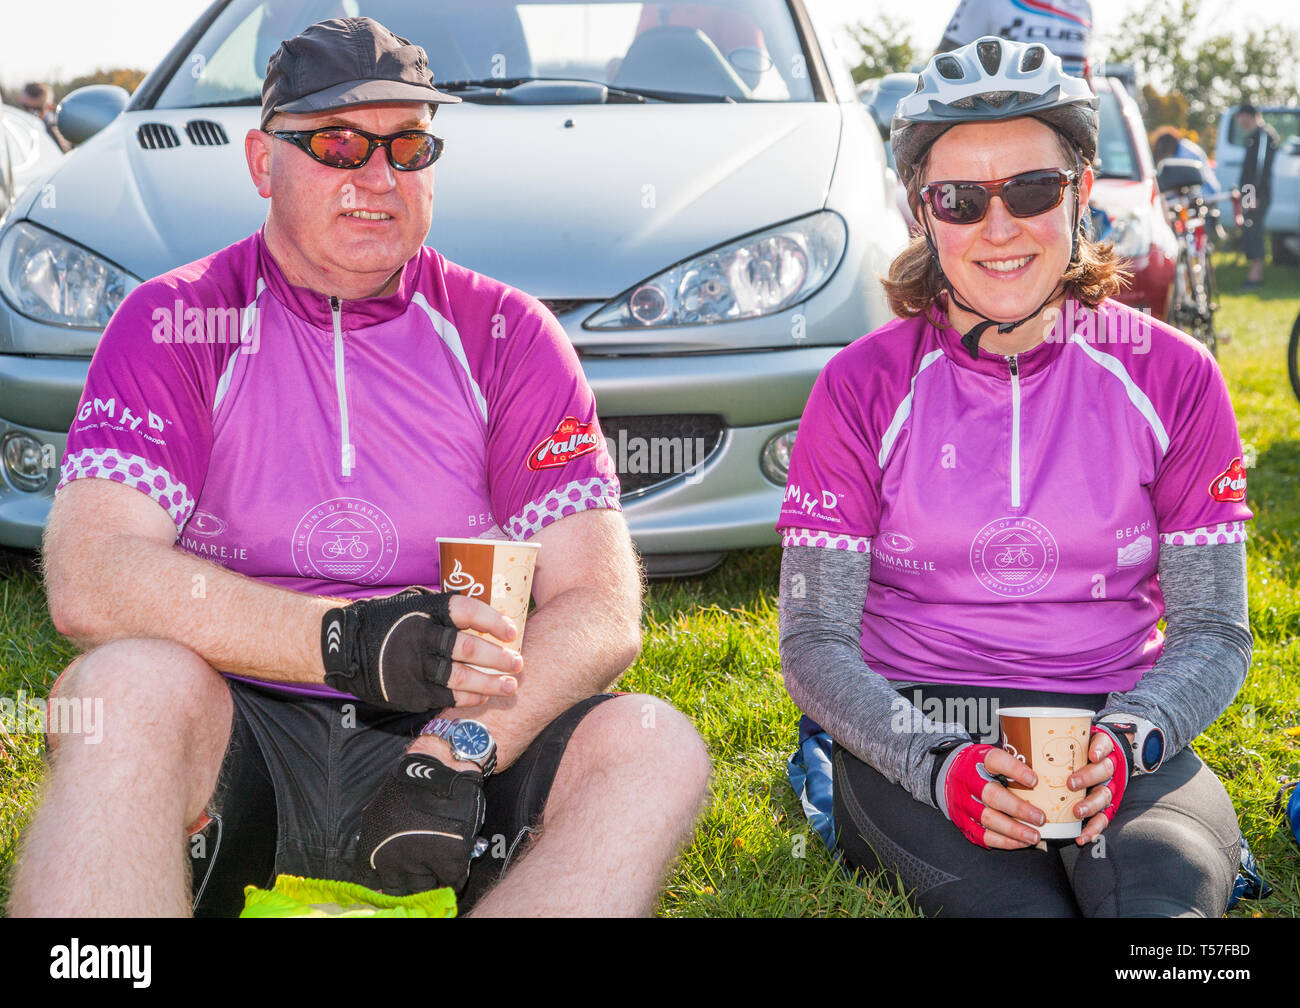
[255,227,424,331]
[928,297,1071,380]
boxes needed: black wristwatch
[1097,715,1165,775]
[420,717,498,777]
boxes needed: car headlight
[0,221,139,328]
[584,212,846,329]
[1106,211,1152,260]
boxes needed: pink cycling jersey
[776,298,1252,694]
[59,229,621,697]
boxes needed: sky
[3,0,1300,90]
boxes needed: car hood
[17,103,842,353]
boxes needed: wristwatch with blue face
[1098,715,1165,775]
[420,716,497,776]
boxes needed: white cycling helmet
[891,36,1099,186]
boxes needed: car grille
[136,123,180,149]
[185,120,230,146]
[598,414,725,497]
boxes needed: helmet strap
[1069,181,1083,265]
[922,211,1064,360]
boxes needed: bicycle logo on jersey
[992,546,1035,568]
[321,534,370,559]
[291,498,398,584]
[970,517,1059,597]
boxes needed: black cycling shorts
[190,679,617,916]
[833,684,1242,918]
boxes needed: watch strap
[1096,714,1163,774]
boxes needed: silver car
[0,0,905,574]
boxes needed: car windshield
[153,0,815,107]
[1095,87,1138,180]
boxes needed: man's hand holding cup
[321,586,523,713]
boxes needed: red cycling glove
[1088,723,1132,823]
[932,742,998,848]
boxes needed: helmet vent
[936,55,964,81]
[1021,46,1045,73]
[977,40,1003,76]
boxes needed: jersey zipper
[1008,353,1021,508]
[330,296,355,478]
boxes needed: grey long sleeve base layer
[778,541,1251,808]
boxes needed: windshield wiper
[191,96,263,108]
[436,77,541,91]
[436,76,733,104]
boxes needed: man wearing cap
[11,17,711,917]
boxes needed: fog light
[760,428,797,485]
[3,432,50,491]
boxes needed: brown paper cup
[437,537,540,673]
[998,706,1093,839]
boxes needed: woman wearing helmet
[778,37,1250,916]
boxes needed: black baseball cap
[260,17,460,131]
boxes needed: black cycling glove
[322,587,460,712]
[354,753,485,896]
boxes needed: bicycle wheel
[1203,248,1219,358]
[1168,249,1192,331]
[1288,310,1300,404]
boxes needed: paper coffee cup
[437,537,540,673]
[998,706,1094,839]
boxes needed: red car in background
[1087,77,1177,318]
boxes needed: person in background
[1235,103,1279,289]
[18,82,71,153]
[937,0,1093,78]
[1150,125,1222,198]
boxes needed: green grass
[2,254,1299,916]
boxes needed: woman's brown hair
[882,125,1131,319]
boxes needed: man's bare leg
[8,638,232,917]
[468,694,710,917]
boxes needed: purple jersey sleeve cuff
[780,527,872,552]
[58,448,195,534]
[1158,521,1248,546]
[506,476,621,540]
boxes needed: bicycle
[1287,310,1300,403]
[1156,158,1230,358]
